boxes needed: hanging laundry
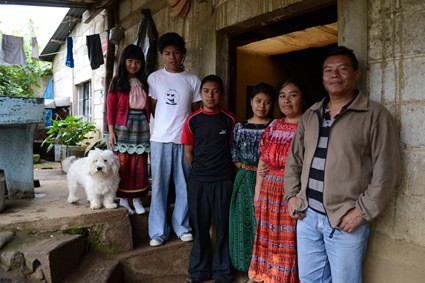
[30,37,40,60]
[134,9,158,76]
[65,36,74,68]
[0,34,27,66]
[86,34,104,70]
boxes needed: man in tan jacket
[284,46,401,283]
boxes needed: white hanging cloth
[30,37,40,60]
[0,34,27,66]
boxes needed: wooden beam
[103,2,117,133]
[82,0,117,23]
[82,8,103,23]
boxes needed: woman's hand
[254,184,261,203]
[256,162,269,177]
[109,131,117,150]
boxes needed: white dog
[62,148,120,210]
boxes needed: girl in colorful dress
[229,83,275,272]
[107,44,150,215]
[248,79,305,283]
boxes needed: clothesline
[38,51,66,57]
[1,33,106,69]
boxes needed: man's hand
[339,207,365,233]
[288,196,305,219]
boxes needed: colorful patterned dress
[248,118,299,283]
[229,120,272,272]
[113,78,150,198]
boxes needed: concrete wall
[363,0,425,282]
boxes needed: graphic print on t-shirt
[164,89,180,105]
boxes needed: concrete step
[58,236,191,283]
[0,231,85,282]
[63,251,123,283]
[115,236,192,282]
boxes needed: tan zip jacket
[284,92,401,227]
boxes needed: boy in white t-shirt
[147,32,201,247]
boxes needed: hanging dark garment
[65,36,74,68]
[134,9,158,77]
[86,34,104,70]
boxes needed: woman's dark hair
[323,45,359,71]
[277,78,306,98]
[249,82,276,101]
[109,44,148,94]
[158,32,187,54]
[277,78,307,113]
[200,75,224,93]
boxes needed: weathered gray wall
[364,0,425,281]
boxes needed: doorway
[227,3,337,119]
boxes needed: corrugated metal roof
[0,0,96,8]
[39,8,86,62]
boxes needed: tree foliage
[0,19,53,97]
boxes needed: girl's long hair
[109,44,148,94]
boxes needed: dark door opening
[228,3,337,119]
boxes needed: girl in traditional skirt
[107,44,151,215]
[229,83,274,272]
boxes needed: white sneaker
[180,233,193,242]
[133,199,146,215]
[119,198,135,215]
[149,239,163,247]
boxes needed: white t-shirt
[148,68,201,143]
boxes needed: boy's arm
[184,145,194,167]
[150,98,157,117]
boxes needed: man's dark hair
[323,46,359,71]
[200,75,224,93]
[158,32,187,54]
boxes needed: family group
[106,31,401,283]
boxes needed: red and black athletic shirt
[181,108,237,182]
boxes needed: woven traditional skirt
[248,170,299,283]
[229,166,257,272]
[113,110,150,199]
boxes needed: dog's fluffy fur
[62,148,120,210]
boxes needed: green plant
[41,116,98,152]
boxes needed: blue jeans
[148,142,191,242]
[297,208,369,283]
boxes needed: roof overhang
[0,0,113,9]
[39,8,87,62]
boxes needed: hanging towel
[30,37,40,60]
[86,34,104,70]
[65,36,74,68]
[0,34,27,66]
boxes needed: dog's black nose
[97,167,103,171]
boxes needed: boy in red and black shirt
[181,75,237,283]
